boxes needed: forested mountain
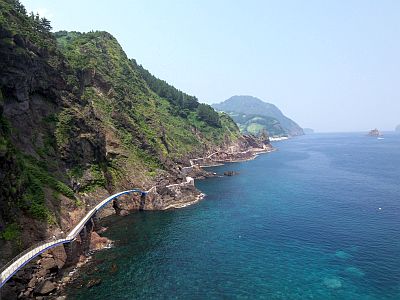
[0,0,243,260]
[213,95,304,136]
[226,112,288,137]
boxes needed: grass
[55,108,74,148]
[15,155,76,222]
[0,223,20,241]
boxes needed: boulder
[51,246,67,269]
[35,280,56,295]
[36,268,49,278]
[40,257,57,270]
[224,171,239,176]
[86,278,102,288]
[90,231,111,251]
[27,276,37,288]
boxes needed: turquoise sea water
[67,133,400,299]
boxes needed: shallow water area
[67,133,400,299]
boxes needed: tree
[40,17,52,32]
[260,128,270,141]
[196,103,221,127]
[12,0,27,15]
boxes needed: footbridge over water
[0,188,149,289]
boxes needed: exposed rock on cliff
[0,0,247,259]
[0,1,274,297]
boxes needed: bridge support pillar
[64,241,77,266]
[92,212,101,231]
[139,192,146,211]
[79,221,93,255]
[112,200,120,215]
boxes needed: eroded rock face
[90,231,111,251]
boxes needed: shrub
[0,223,20,241]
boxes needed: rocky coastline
[1,136,273,299]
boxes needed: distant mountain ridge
[212,96,304,136]
[303,128,315,134]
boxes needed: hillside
[226,112,288,137]
[213,95,304,136]
[395,124,400,133]
[0,0,261,269]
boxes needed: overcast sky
[23,0,400,132]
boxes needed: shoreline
[200,148,275,167]
[58,147,275,296]
[269,136,289,142]
[60,146,276,290]
[2,144,275,299]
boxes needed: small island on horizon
[367,128,382,137]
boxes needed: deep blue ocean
[67,133,400,299]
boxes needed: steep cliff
[0,0,252,264]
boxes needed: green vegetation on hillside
[0,0,241,236]
[227,112,288,137]
[54,30,239,163]
[0,0,55,49]
[213,95,304,136]
[132,59,199,111]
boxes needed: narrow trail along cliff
[0,1,274,298]
[1,135,273,298]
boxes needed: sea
[67,133,400,299]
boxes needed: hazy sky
[23,0,400,132]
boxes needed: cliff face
[0,0,259,264]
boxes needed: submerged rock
[323,277,342,289]
[335,250,351,259]
[224,171,239,176]
[86,278,102,288]
[345,266,365,277]
[110,263,118,274]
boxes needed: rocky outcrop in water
[367,128,382,137]
[0,2,274,298]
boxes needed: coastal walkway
[0,189,147,289]
[0,145,260,289]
